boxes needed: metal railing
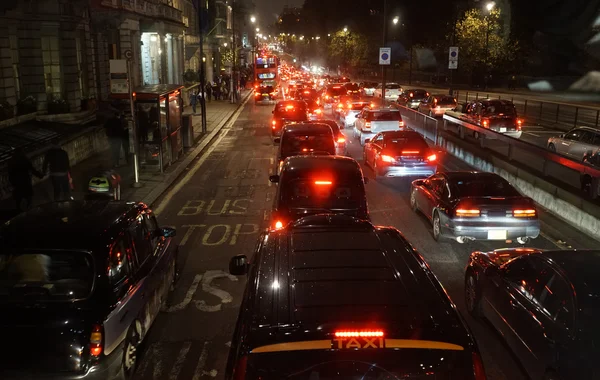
[454,90,600,131]
[395,105,600,198]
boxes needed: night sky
[255,0,303,24]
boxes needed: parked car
[548,126,600,160]
[353,108,406,146]
[418,94,457,117]
[410,171,540,243]
[0,201,178,380]
[465,248,600,380]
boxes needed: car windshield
[0,251,94,301]
[281,173,365,211]
[386,84,401,90]
[451,177,521,197]
[281,132,335,157]
[367,111,402,121]
[384,136,429,153]
[483,103,517,116]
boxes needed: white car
[547,126,600,160]
[353,108,406,146]
[360,82,378,96]
[374,83,403,101]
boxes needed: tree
[454,8,518,77]
[328,30,369,70]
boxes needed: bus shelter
[134,84,184,173]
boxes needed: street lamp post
[382,0,388,101]
[484,2,495,89]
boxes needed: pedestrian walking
[8,148,43,211]
[43,144,71,201]
[509,75,517,90]
[221,81,228,100]
[190,89,198,114]
[214,82,221,101]
[205,82,212,102]
[105,111,124,167]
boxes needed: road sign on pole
[448,46,458,70]
[379,47,391,65]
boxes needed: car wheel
[432,211,442,241]
[410,189,419,212]
[465,272,483,318]
[548,143,556,152]
[119,322,142,380]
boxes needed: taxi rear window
[367,111,402,121]
[384,135,429,152]
[0,251,94,301]
[281,133,335,157]
[281,176,365,211]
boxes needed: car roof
[368,108,400,112]
[380,130,422,138]
[479,99,515,106]
[1,201,143,251]
[282,122,334,134]
[276,100,305,107]
[282,155,360,172]
[571,126,599,133]
[246,215,472,347]
[440,171,502,182]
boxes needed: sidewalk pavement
[0,90,251,220]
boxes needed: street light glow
[327,33,331,37]
[486,1,495,11]
[250,15,256,23]
[393,16,399,25]
[343,27,348,33]
[256,27,260,32]
[223,42,228,47]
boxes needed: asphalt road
[132,99,600,380]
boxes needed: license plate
[499,127,507,133]
[262,94,268,97]
[332,336,385,350]
[488,230,507,240]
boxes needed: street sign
[448,46,458,70]
[448,60,458,69]
[109,59,128,94]
[379,47,391,65]
[124,49,133,60]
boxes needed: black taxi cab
[0,201,178,379]
[225,214,486,379]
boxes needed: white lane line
[163,274,203,312]
[191,341,210,380]
[539,231,566,249]
[523,132,540,137]
[169,342,192,380]
[155,95,251,215]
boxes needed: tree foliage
[454,8,518,75]
[328,30,369,68]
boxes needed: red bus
[255,55,279,86]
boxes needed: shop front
[135,84,184,172]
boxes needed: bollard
[596,110,599,128]
[539,102,543,122]
[524,99,528,114]
[556,104,560,123]
[574,107,579,127]
[475,92,479,100]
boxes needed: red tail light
[364,122,371,129]
[314,180,332,185]
[380,155,395,163]
[472,352,487,380]
[482,119,489,127]
[347,103,352,109]
[89,324,103,357]
[271,120,277,129]
[427,153,437,162]
[274,220,283,229]
[402,150,420,154]
[233,355,248,380]
[517,119,522,130]
[513,209,536,217]
[254,92,260,96]
[334,330,384,337]
[456,209,480,217]
[315,108,322,114]
[337,137,346,143]
[337,103,343,108]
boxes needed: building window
[41,36,62,99]
[76,31,89,98]
[9,35,20,100]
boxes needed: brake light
[409,93,413,97]
[89,324,103,357]
[337,137,345,143]
[517,119,522,130]
[254,92,260,96]
[274,220,283,229]
[347,103,353,109]
[427,153,437,162]
[364,122,371,129]
[513,209,536,217]
[472,352,487,380]
[337,103,343,108]
[398,121,405,127]
[285,105,294,110]
[271,120,277,129]
[456,209,480,217]
[402,150,420,154]
[314,180,332,185]
[334,330,384,338]
[482,119,489,127]
[233,355,248,380]
[370,103,375,108]
[325,95,330,99]
[315,108,322,114]
[380,155,395,163]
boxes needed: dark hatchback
[268,156,369,229]
[275,123,336,173]
[225,214,486,379]
[0,201,178,380]
[465,248,600,380]
[411,171,540,244]
[271,101,309,137]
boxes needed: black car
[363,130,437,179]
[399,89,429,109]
[0,201,178,380]
[316,119,347,156]
[271,101,309,137]
[275,123,336,174]
[459,99,522,139]
[410,171,540,243]
[268,156,369,229]
[225,214,486,379]
[465,248,600,380]
[321,84,348,107]
[254,85,277,104]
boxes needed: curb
[141,91,252,207]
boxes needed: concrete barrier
[438,134,600,240]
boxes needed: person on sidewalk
[190,89,198,114]
[121,116,130,164]
[105,111,124,167]
[43,144,71,201]
[205,82,212,103]
[213,82,220,101]
[8,148,44,211]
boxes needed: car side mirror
[273,137,281,144]
[160,226,177,238]
[269,174,280,183]
[229,254,248,276]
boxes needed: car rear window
[345,83,360,91]
[483,103,517,116]
[384,135,429,152]
[0,251,94,301]
[409,90,428,98]
[281,175,365,211]
[437,96,457,105]
[281,132,335,157]
[386,84,401,89]
[259,86,274,93]
[367,111,402,121]
[328,87,347,96]
[451,177,521,197]
[363,82,378,88]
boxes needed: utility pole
[381,0,387,102]
[230,0,238,103]
[197,0,207,133]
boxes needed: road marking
[163,274,203,312]
[155,95,250,215]
[194,270,238,312]
[169,341,192,380]
[523,132,540,137]
[230,223,259,245]
[191,342,210,380]
[180,224,205,246]
[202,224,232,246]
[539,231,569,249]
